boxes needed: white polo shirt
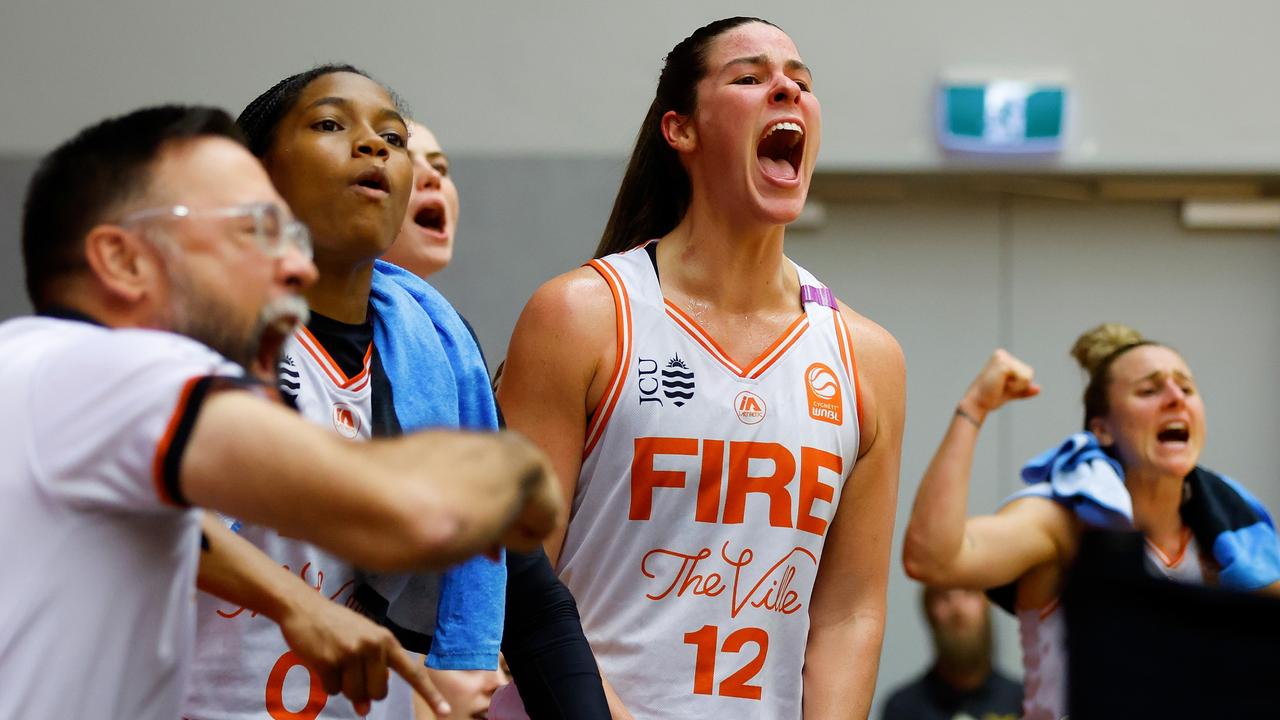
[0,316,247,720]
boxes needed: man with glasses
[0,105,562,720]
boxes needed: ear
[661,110,697,153]
[82,224,160,304]
[1089,416,1114,446]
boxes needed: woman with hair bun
[903,324,1280,720]
[498,16,905,719]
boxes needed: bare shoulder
[836,301,904,379]
[515,265,616,343]
[502,264,620,416]
[997,495,1080,557]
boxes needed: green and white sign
[938,81,1066,153]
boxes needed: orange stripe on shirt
[835,311,865,432]
[152,376,202,507]
[746,316,809,379]
[583,259,633,458]
[296,326,373,390]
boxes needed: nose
[415,157,442,191]
[1160,378,1187,407]
[355,128,390,159]
[770,75,802,105]
[279,244,319,291]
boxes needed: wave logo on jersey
[662,354,696,407]
[332,402,361,439]
[805,363,843,425]
[278,354,301,399]
[734,390,767,424]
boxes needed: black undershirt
[300,312,400,437]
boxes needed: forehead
[705,22,802,69]
[149,137,284,209]
[1110,345,1192,382]
[292,71,399,119]
[407,121,443,156]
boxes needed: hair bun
[1071,323,1144,375]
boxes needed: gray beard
[167,274,309,371]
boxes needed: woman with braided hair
[904,323,1280,720]
[184,65,607,720]
[497,17,905,719]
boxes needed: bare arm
[197,516,452,717]
[181,394,563,572]
[496,267,633,719]
[496,267,616,566]
[802,312,903,720]
[902,349,1068,589]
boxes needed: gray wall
[5,0,1280,169]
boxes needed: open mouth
[757,120,805,181]
[413,202,446,235]
[1156,421,1190,444]
[353,167,390,195]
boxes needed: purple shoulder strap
[800,284,837,309]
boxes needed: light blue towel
[1007,431,1132,530]
[370,260,506,671]
[1006,431,1280,592]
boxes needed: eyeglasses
[119,202,312,260]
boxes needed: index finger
[388,649,451,717]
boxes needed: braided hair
[594,17,777,259]
[237,63,408,158]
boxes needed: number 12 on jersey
[683,625,769,700]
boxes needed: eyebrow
[723,55,812,77]
[304,97,407,127]
[1136,370,1195,384]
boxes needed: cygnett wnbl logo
[805,362,842,425]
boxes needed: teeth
[766,121,803,137]
[1163,422,1187,431]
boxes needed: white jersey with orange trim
[0,316,246,720]
[185,326,410,720]
[556,245,862,719]
[1017,602,1067,720]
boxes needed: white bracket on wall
[1181,199,1280,230]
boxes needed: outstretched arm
[902,349,1064,589]
[803,312,903,720]
[181,393,563,572]
[197,516,452,717]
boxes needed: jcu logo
[638,353,696,407]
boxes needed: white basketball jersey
[185,326,410,720]
[557,245,862,719]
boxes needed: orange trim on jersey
[747,316,809,379]
[1016,597,1062,621]
[295,326,373,390]
[1038,597,1061,620]
[152,376,201,507]
[582,258,632,458]
[834,310,865,431]
[665,301,809,379]
[1146,526,1193,568]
